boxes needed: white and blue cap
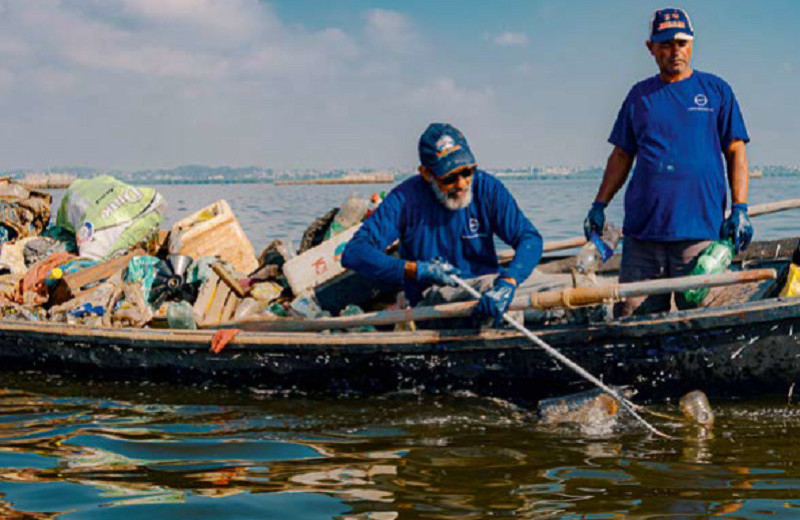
[418,123,476,179]
[649,7,694,43]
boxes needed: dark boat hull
[1,296,799,405]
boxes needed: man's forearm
[726,140,748,205]
[595,146,634,204]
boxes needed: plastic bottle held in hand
[576,223,622,274]
[683,239,735,304]
[779,244,800,298]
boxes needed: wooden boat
[0,236,798,406]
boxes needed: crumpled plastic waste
[125,256,161,303]
[108,282,153,328]
[68,303,105,318]
[14,251,76,306]
[0,237,38,275]
[41,225,78,253]
[23,237,68,267]
[49,272,122,324]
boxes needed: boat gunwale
[1,294,798,350]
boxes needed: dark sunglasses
[438,167,475,186]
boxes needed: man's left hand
[475,277,517,327]
[720,203,753,253]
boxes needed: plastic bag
[56,176,166,260]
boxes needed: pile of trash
[0,176,387,331]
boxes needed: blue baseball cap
[649,8,694,43]
[418,123,476,179]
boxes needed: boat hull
[1,297,799,405]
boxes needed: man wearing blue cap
[342,123,543,327]
[583,7,752,317]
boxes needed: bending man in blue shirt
[583,7,752,317]
[342,123,543,327]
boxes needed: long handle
[498,197,800,261]
[449,274,674,438]
[227,269,775,332]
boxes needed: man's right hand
[583,201,607,239]
[415,260,460,287]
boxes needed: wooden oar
[225,268,775,332]
[498,197,800,262]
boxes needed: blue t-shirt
[341,170,543,305]
[610,70,749,241]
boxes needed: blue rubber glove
[416,260,460,287]
[475,277,517,327]
[583,201,607,240]
[719,203,753,253]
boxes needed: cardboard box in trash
[169,200,258,275]
[282,224,360,296]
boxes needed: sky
[0,0,796,171]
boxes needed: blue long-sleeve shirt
[341,170,543,305]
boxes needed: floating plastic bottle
[779,244,800,298]
[576,223,622,274]
[683,239,734,304]
[166,301,197,330]
[679,390,714,427]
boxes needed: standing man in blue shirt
[583,7,752,317]
[342,123,543,327]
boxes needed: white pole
[451,275,675,439]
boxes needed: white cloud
[405,78,495,116]
[365,9,420,55]
[493,31,529,47]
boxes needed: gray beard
[429,178,473,211]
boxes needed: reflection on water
[13,177,800,517]
[2,377,800,519]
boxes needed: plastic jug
[576,223,622,274]
[683,239,734,304]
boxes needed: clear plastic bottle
[679,390,714,427]
[326,194,371,238]
[576,223,622,274]
[683,239,734,304]
[166,301,197,329]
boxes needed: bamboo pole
[498,197,800,262]
[227,268,776,332]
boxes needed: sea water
[3,175,800,519]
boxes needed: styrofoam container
[169,200,258,275]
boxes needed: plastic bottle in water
[576,223,622,274]
[683,239,734,304]
[166,301,197,329]
[679,390,714,427]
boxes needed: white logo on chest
[469,218,480,233]
[694,94,708,107]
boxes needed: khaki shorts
[615,236,712,318]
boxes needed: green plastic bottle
[683,239,734,304]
